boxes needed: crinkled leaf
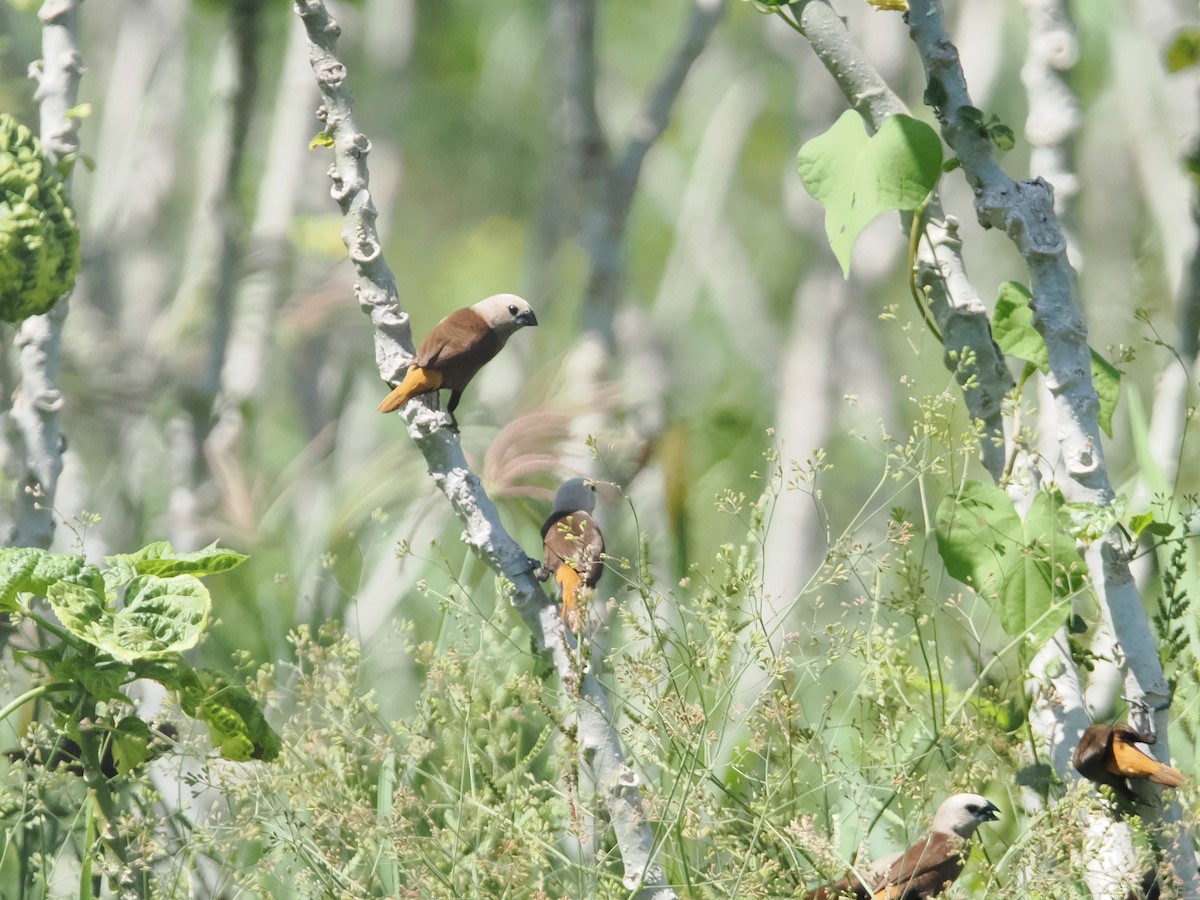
[0,114,80,322]
[104,541,172,587]
[135,542,247,578]
[0,548,42,610]
[0,547,93,609]
[101,576,210,663]
[180,669,280,762]
[797,111,942,276]
[46,578,112,649]
[934,479,1023,599]
[107,541,246,579]
[47,574,210,664]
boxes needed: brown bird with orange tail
[537,478,605,633]
[1074,723,1185,805]
[804,793,1000,900]
[377,293,537,425]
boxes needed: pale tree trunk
[293,2,677,893]
[906,1,1196,893]
[203,20,320,536]
[4,0,84,551]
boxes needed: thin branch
[558,0,725,343]
[201,0,265,410]
[292,2,673,894]
[906,0,1195,892]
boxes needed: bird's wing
[803,876,871,899]
[1109,733,1184,787]
[541,511,605,587]
[416,309,503,374]
[873,832,966,899]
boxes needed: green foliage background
[1,0,1199,896]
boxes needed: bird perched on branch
[537,477,605,632]
[1073,723,1184,805]
[804,793,1000,900]
[377,293,538,425]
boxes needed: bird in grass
[377,293,537,426]
[804,793,1000,899]
[1073,723,1184,805]
[537,477,605,632]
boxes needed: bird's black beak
[980,802,1001,822]
[516,310,538,327]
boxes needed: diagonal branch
[292,2,674,895]
[906,0,1195,893]
[558,0,725,343]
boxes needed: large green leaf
[997,489,1083,644]
[106,541,247,579]
[992,282,1047,369]
[797,111,942,276]
[103,576,211,662]
[0,547,93,610]
[933,480,1022,599]
[936,483,1084,640]
[47,574,211,664]
[992,281,1120,436]
[45,578,112,649]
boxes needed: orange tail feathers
[556,564,582,629]
[378,366,443,413]
[1110,739,1185,787]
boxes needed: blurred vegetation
[2,0,1200,896]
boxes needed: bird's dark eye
[508,304,519,316]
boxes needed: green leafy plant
[0,540,277,895]
[1153,531,1192,691]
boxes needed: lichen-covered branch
[787,0,1013,482]
[6,0,84,551]
[907,0,1195,891]
[292,2,672,894]
[1012,9,1139,893]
